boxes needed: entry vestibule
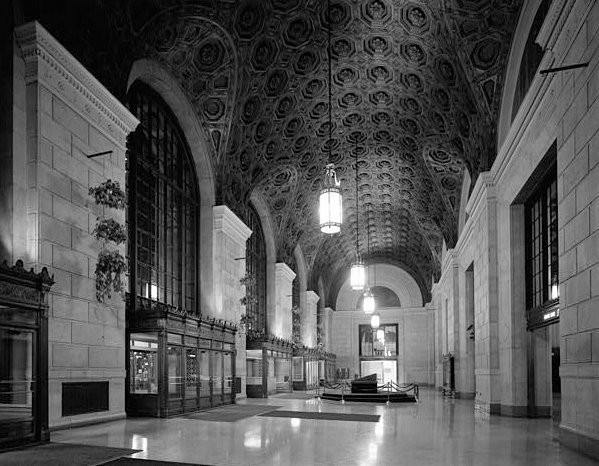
[246,332,293,398]
[126,296,236,417]
[0,261,53,450]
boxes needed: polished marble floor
[53,389,595,466]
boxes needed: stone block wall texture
[433,175,499,410]
[303,290,319,348]
[14,22,138,428]
[212,205,251,399]
[331,307,434,385]
[274,262,295,340]
[430,0,599,456]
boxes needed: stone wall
[274,263,295,340]
[430,0,599,458]
[331,307,434,385]
[14,22,138,428]
[212,205,251,398]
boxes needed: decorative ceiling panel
[31,0,522,305]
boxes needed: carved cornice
[213,205,252,245]
[0,259,54,308]
[246,329,294,349]
[306,290,320,306]
[465,172,495,219]
[15,21,139,146]
[536,0,576,51]
[128,293,237,332]
[275,262,296,282]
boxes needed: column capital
[213,205,252,245]
[275,262,296,281]
[306,290,320,306]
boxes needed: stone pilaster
[212,205,251,399]
[274,262,295,339]
[303,290,319,347]
[322,306,334,351]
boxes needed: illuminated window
[127,82,199,312]
[244,204,267,331]
[359,324,397,357]
[525,159,558,312]
[512,0,551,121]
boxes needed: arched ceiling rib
[30,0,522,302]
[220,0,521,299]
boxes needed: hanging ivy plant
[292,305,301,345]
[239,274,255,287]
[95,250,127,302]
[90,179,127,303]
[92,218,127,244]
[240,295,258,307]
[239,313,252,331]
[89,179,126,210]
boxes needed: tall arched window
[127,82,200,312]
[511,0,551,121]
[244,204,266,331]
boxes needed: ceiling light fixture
[350,141,365,290]
[370,311,380,329]
[319,0,342,235]
[363,209,375,315]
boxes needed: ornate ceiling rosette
[30,0,522,306]
[220,0,522,304]
[139,8,239,164]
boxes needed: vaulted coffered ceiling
[30,0,522,305]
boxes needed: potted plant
[89,179,127,302]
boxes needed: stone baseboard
[455,391,475,399]
[560,425,599,461]
[500,404,528,417]
[50,411,126,431]
[474,400,501,415]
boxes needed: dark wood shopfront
[246,332,293,398]
[126,296,236,417]
[0,260,53,450]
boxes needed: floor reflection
[50,389,596,466]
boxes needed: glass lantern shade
[319,164,343,234]
[370,312,380,329]
[350,261,366,290]
[362,287,375,315]
[550,283,559,300]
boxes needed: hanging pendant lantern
[350,257,366,290]
[319,163,343,234]
[370,311,380,329]
[350,140,364,289]
[363,286,375,315]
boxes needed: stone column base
[560,425,599,461]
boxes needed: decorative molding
[306,290,320,305]
[465,172,495,218]
[213,205,252,245]
[0,259,54,307]
[275,262,296,282]
[536,0,575,50]
[15,21,139,146]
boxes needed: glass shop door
[223,352,233,404]
[185,348,199,411]
[198,349,211,409]
[0,326,36,448]
[211,351,223,407]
